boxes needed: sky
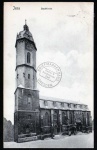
[4,2,94,124]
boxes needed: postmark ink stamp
[37,62,62,88]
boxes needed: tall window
[44,112,50,126]
[28,95,31,104]
[28,74,30,79]
[62,111,68,125]
[69,112,74,124]
[27,52,30,63]
[62,112,65,124]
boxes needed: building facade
[14,23,92,142]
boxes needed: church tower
[14,21,40,142]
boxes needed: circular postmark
[37,62,62,88]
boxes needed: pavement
[4,131,94,148]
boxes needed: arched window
[28,95,31,104]
[27,52,30,63]
[62,112,65,124]
[44,112,50,126]
[62,111,68,125]
[69,111,74,124]
[69,112,72,124]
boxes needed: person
[73,122,77,134]
[51,124,54,139]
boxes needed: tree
[3,118,14,142]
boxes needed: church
[14,22,91,142]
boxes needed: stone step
[18,136,38,143]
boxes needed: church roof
[39,95,89,111]
[39,95,86,105]
[16,21,35,42]
[15,21,37,50]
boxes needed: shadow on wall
[3,118,14,142]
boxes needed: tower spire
[23,19,29,31]
[25,19,27,25]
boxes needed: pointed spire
[23,19,29,31]
[25,19,27,25]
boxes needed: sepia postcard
[4,2,94,148]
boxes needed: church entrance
[53,110,60,135]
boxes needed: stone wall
[14,88,40,142]
[15,88,39,111]
[16,40,25,66]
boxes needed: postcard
[4,2,94,148]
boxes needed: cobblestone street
[4,131,94,148]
